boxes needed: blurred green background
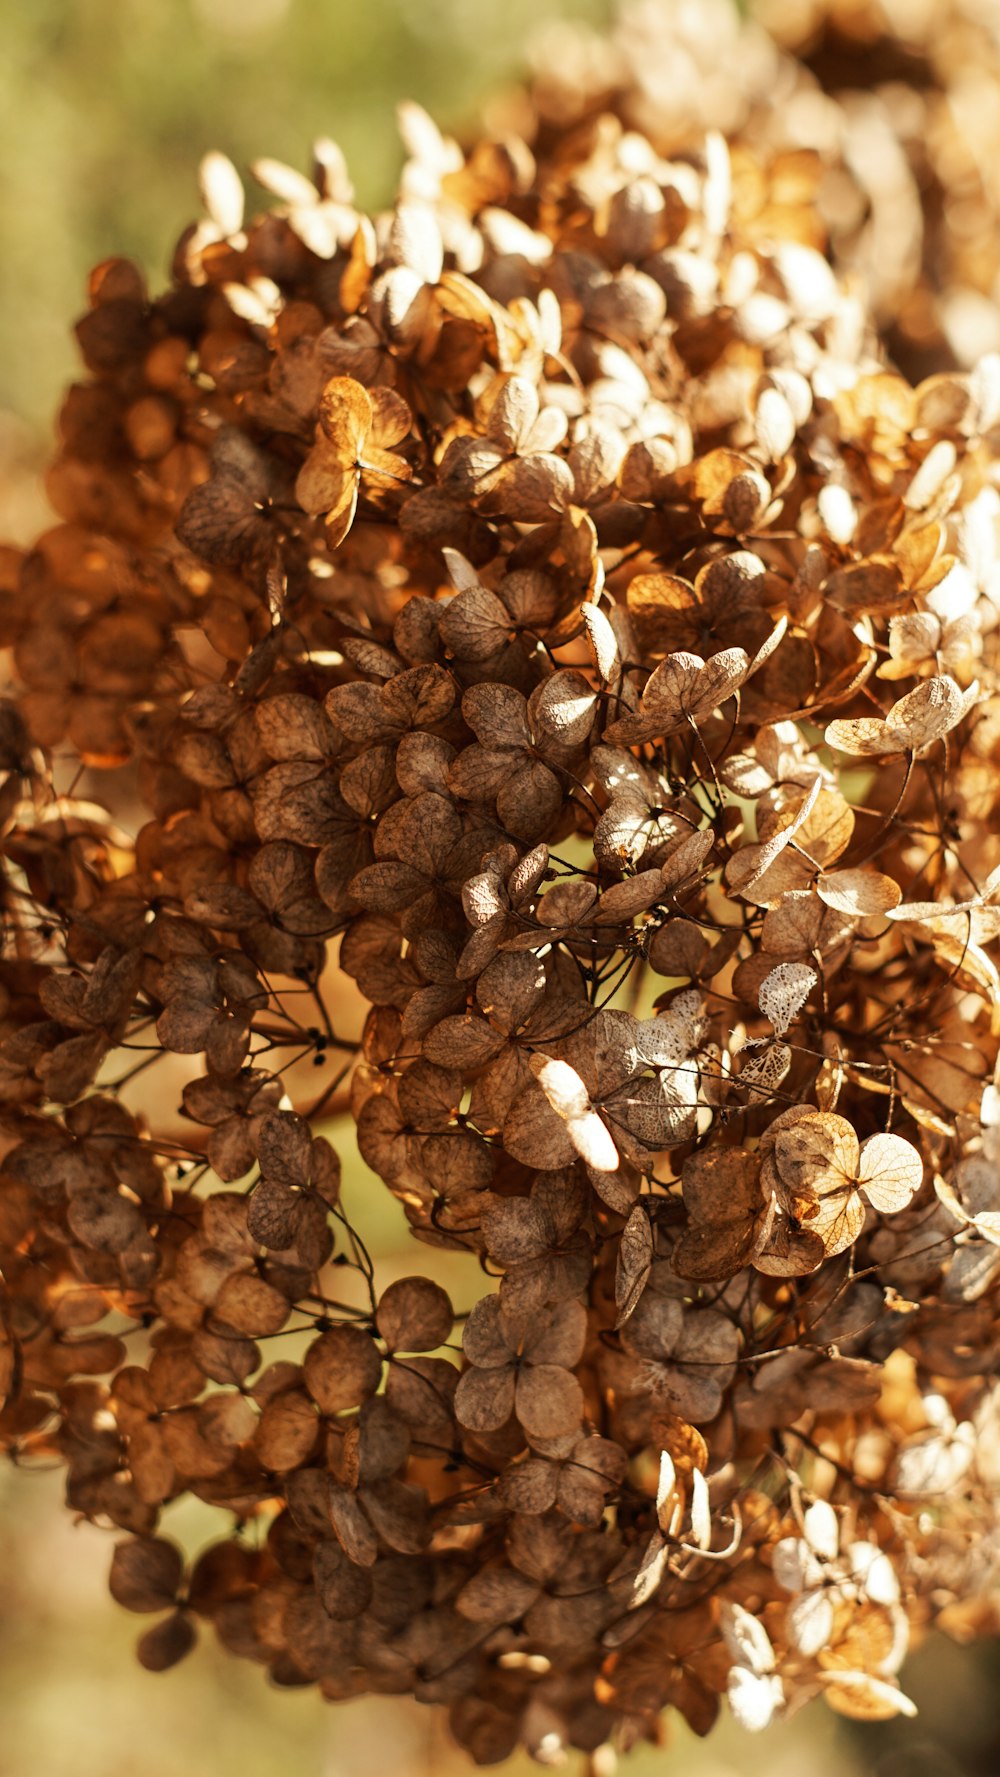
[2,2,1000,1773]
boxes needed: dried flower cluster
[3,0,1000,1765]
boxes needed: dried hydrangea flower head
[2,0,1000,1764]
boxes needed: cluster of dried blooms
[3,0,1000,1764]
[533,0,1000,376]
